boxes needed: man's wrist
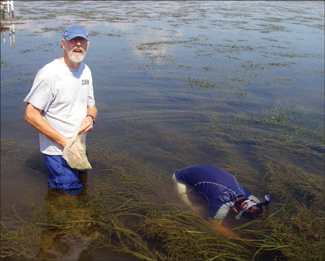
[59,136,69,149]
[86,115,96,124]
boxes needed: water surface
[1,1,324,260]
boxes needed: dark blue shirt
[174,165,259,219]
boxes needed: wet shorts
[44,154,85,193]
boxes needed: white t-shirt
[24,59,95,155]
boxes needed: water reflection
[1,0,15,49]
[37,172,99,261]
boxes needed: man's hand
[78,116,93,135]
[60,136,69,149]
[78,105,97,135]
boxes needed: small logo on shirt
[82,79,89,85]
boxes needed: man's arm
[78,104,97,135]
[208,217,240,238]
[25,103,68,148]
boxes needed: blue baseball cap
[63,25,89,40]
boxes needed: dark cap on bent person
[63,25,89,40]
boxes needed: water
[1,1,324,260]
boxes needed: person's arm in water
[190,205,239,237]
[78,104,97,135]
[25,103,69,148]
[191,204,240,238]
[208,217,240,238]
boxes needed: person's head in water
[233,195,271,220]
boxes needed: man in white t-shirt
[24,25,97,195]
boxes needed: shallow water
[1,1,324,260]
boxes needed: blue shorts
[44,154,85,194]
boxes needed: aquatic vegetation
[1,139,324,260]
[1,210,43,260]
[1,1,324,260]
[255,150,325,261]
[185,77,217,89]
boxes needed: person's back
[174,165,257,208]
[173,165,270,238]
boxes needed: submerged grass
[1,137,324,260]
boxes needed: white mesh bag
[62,128,92,170]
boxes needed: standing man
[173,165,271,238]
[24,25,97,195]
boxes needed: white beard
[65,43,87,64]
